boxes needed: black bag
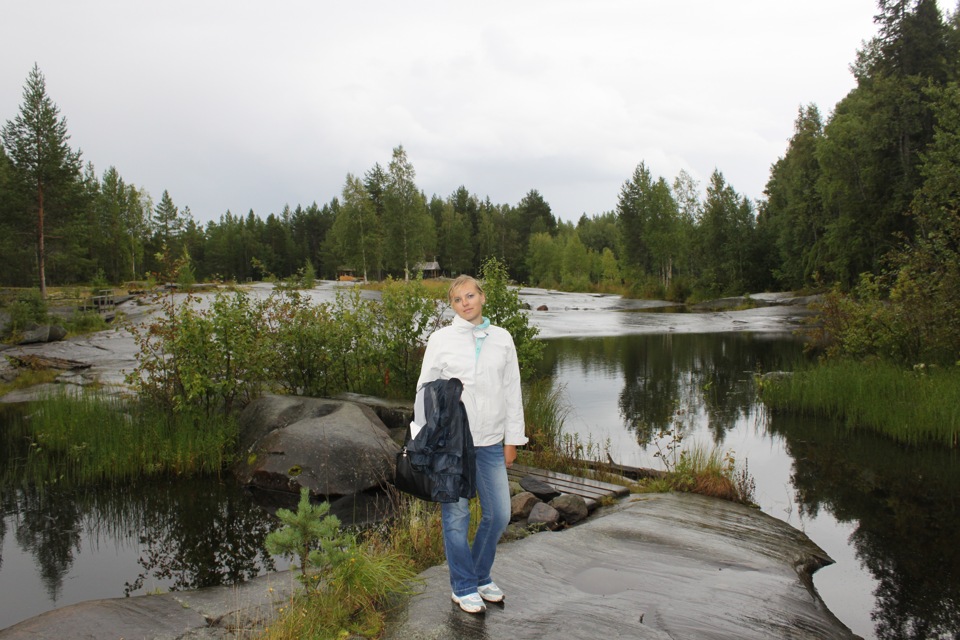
[395,444,435,502]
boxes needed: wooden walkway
[507,463,631,511]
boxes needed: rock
[385,493,857,640]
[527,501,561,530]
[0,569,298,640]
[233,397,400,504]
[550,493,589,525]
[17,324,67,345]
[336,391,414,432]
[236,394,342,453]
[508,480,523,496]
[510,491,541,522]
[0,360,17,383]
[536,304,549,311]
[519,475,561,501]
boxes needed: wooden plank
[507,463,631,512]
[511,464,631,497]
[509,471,613,499]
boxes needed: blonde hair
[448,275,484,302]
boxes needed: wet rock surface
[385,492,858,640]
[0,569,299,640]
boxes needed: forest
[2,0,959,307]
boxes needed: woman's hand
[504,444,518,468]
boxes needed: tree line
[3,0,959,302]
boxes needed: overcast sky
[1,1,919,224]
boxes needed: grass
[9,391,239,486]
[630,439,757,506]
[252,491,460,639]
[0,367,60,396]
[759,359,960,447]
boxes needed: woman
[416,274,527,613]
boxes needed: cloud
[1,0,895,223]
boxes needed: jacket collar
[451,314,482,332]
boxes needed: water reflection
[768,414,960,640]
[538,333,960,640]
[537,332,806,445]
[0,405,279,629]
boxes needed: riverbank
[0,284,818,403]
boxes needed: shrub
[374,276,443,397]
[65,310,108,334]
[479,256,544,380]
[263,488,416,638]
[7,289,47,333]
[126,290,271,415]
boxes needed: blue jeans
[441,444,511,597]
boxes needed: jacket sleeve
[417,331,444,392]
[502,336,528,446]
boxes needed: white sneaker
[452,591,487,613]
[477,581,505,603]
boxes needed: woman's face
[450,282,485,325]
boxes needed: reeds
[760,359,960,447]
[14,391,238,485]
[522,377,571,455]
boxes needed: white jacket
[416,315,527,447]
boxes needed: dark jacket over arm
[406,378,476,502]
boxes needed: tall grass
[760,359,960,447]
[15,391,238,485]
[363,494,447,573]
[523,378,569,452]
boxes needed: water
[2,287,957,638]
[0,405,283,630]
[537,333,960,640]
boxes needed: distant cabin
[414,261,442,279]
[337,267,359,282]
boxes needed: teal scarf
[473,317,490,360]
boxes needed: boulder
[236,394,342,453]
[550,493,589,525]
[336,391,413,432]
[510,491,541,522]
[234,396,400,503]
[17,324,67,345]
[519,475,561,502]
[527,501,562,530]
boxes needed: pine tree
[383,146,433,279]
[1,64,83,297]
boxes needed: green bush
[127,290,271,414]
[479,256,544,380]
[374,276,443,396]
[65,310,109,334]
[130,279,447,413]
[7,289,48,332]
